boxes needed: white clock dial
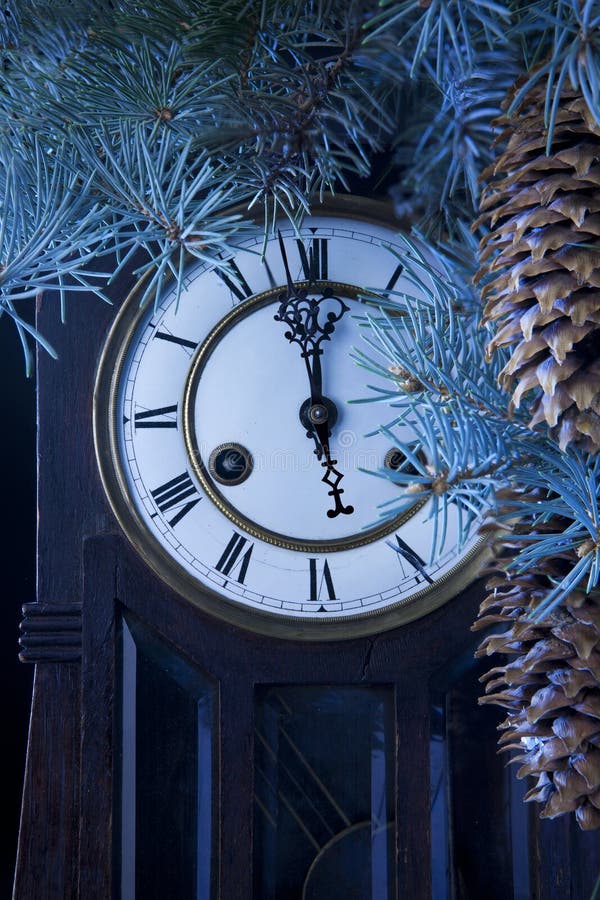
[95,201,486,639]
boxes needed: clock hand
[309,408,355,519]
[275,231,348,417]
[275,231,354,518]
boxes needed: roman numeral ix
[134,404,178,429]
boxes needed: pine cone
[475,82,600,454]
[473,537,600,829]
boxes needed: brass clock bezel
[93,195,490,641]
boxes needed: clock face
[95,199,485,639]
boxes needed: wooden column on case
[13,273,122,900]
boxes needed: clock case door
[14,239,600,900]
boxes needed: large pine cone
[475,82,600,453]
[474,548,600,829]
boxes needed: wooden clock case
[12,250,600,899]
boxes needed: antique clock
[94,197,484,639]
[14,196,599,899]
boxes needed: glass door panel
[119,615,216,900]
[253,684,395,900]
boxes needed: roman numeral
[155,330,198,354]
[216,258,253,303]
[215,531,254,584]
[308,558,338,606]
[388,535,434,584]
[297,230,329,282]
[150,472,200,527]
[385,263,404,293]
[134,404,178,429]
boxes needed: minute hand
[274,232,354,518]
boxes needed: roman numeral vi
[308,558,338,604]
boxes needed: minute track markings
[97,210,484,636]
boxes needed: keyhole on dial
[384,447,421,477]
[209,443,253,486]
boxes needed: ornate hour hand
[274,231,354,519]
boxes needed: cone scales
[476,83,600,453]
[474,513,600,829]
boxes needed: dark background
[1,317,36,898]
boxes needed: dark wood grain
[35,276,119,606]
[14,263,123,900]
[15,258,594,898]
[13,664,81,900]
[570,816,600,900]
[395,679,431,899]
[219,678,255,899]
[446,661,515,900]
[78,537,116,899]
[531,816,572,900]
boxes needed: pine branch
[349,236,526,552]
[353,234,600,607]
[391,47,521,235]
[509,0,600,151]
[70,125,251,307]
[0,134,112,373]
[365,0,512,82]
[2,0,600,637]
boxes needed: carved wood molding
[19,602,83,663]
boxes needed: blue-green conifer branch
[351,232,599,614]
[1,0,600,620]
